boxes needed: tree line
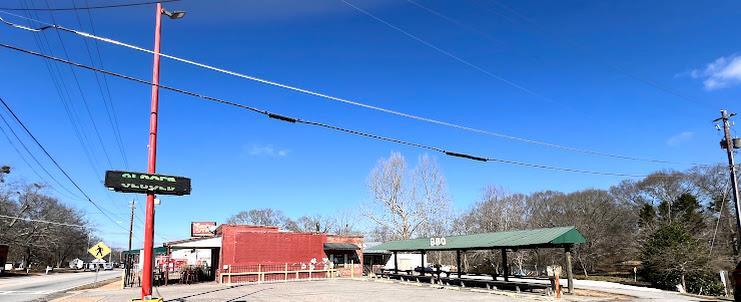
[359,152,735,295]
[225,208,359,236]
[226,152,735,294]
[0,182,96,269]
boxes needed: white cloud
[690,54,741,90]
[246,144,290,158]
[666,131,694,147]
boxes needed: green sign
[104,170,191,196]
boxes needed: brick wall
[217,225,365,282]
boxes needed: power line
[0,214,84,228]
[0,0,182,11]
[480,0,702,105]
[0,109,82,198]
[19,2,105,183]
[22,3,134,233]
[0,95,127,231]
[0,12,707,167]
[341,0,553,104]
[42,4,115,170]
[73,1,129,169]
[0,42,656,178]
[0,120,84,201]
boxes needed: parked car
[69,258,84,270]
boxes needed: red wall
[220,225,332,266]
[231,232,327,264]
[218,225,364,278]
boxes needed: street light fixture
[162,9,186,19]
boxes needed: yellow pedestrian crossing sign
[88,242,111,259]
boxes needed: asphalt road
[0,270,120,302]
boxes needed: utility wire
[0,0,182,11]
[0,42,655,178]
[15,3,136,232]
[0,110,82,198]
[20,2,105,183]
[0,120,84,201]
[340,0,553,104]
[481,0,702,105]
[0,95,127,232]
[0,214,84,228]
[710,178,732,257]
[0,12,707,167]
[21,2,129,219]
[43,4,115,169]
[72,1,129,169]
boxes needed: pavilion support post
[501,248,509,282]
[393,252,398,274]
[490,250,497,281]
[456,250,462,279]
[419,251,426,276]
[565,245,574,294]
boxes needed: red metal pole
[142,3,162,299]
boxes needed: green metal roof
[122,246,168,256]
[371,226,586,252]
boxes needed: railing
[219,263,337,284]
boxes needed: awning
[324,243,359,250]
[122,246,168,256]
[165,236,222,249]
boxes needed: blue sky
[0,0,739,248]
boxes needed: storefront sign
[104,170,191,196]
[430,237,447,247]
[191,221,217,237]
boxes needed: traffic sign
[104,170,191,196]
[88,242,111,260]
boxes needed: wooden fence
[219,263,338,284]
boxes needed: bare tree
[294,214,336,233]
[226,208,292,228]
[0,182,90,268]
[364,152,451,240]
[332,209,360,236]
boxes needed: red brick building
[215,224,363,282]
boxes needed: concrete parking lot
[57,279,567,302]
[56,278,721,302]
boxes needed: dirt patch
[572,288,635,300]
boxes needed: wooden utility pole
[128,200,135,252]
[716,110,741,251]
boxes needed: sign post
[88,241,111,283]
[103,168,191,302]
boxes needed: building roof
[165,236,222,249]
[122,246,168,256]
[323,243,359,250]
[371,226,586,252]
[364,241,390,254]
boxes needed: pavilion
[370,226,586,293]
